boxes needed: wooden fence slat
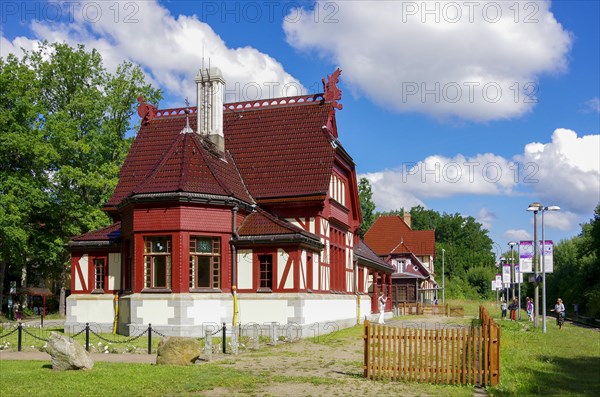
[363,306,500,387]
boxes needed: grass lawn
[1,301,598,396]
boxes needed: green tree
[358,177,376,238]
[547,204,600,317]
[0,42,161,315]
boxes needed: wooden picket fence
[364,305,500,386]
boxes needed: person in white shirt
[552,298,566,329]
[378,293,388,324]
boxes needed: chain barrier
[150,328,167,338]
[0,326,19,339]
[209,327,224,336]
[89,328,149,344]
[71,327,86,338]
[21,327,50,342]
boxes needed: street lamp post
[499,256,507,302]
[541,205,560,333]
[509,241,519,319]
[527,202,541,328]
[442,248,445,305]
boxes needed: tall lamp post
[527,202,541,328]
[442,248,445,305]
[509,241,519,319]
[499,256,507,302]
[541,205,560,333]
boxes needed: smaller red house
[364,213,437,307]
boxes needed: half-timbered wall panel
[299,250,307,290]
[320,265,330,290]
[75,255,88,292]
[278,249,294,290]
[286,217,315,234]
[108,253,121,291]
[237,249,253,290]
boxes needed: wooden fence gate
[364,306,500,386]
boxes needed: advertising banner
[502,264,511,283]
[515,265,524,283]
[519,241,534,273]
[540,240,554,273]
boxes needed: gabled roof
[354,239,395,273]
[69,222,122,248]
[225,100,336,200]
[236,208,323,250]
[132,131,252,203]
[106,97,339,208]
[364,215,435,257]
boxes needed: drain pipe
[231,205,239,327]
[354,257,360,324]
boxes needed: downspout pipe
[231,205,239,327]
[354,257,360,324]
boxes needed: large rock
[156,337,200,366]
[45,332,94,370]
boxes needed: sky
[1,0,599,257]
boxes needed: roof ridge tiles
[153,93,327,118]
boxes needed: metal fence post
[17,323,22,352]
[148,324,152,354]
[222,322,226,354]
[85,323,90,352]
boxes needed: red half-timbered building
[66,68,393,335]
[364,214,438,308]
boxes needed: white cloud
[518,128,600,213]
[503,229,532,242]
[540,210,579,231]
[360,152,519,211]
[2,0,303,104]
[477,208,496,230]
[362,128,599,216]
[583,97,600,113]
[284,0,572,121]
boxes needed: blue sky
[2,1,599,255]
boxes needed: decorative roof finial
[180,97,194,134]
[322,68,343,111]
[137,96,157,125]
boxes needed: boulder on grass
[156,337,200,366]
[45,332,94,370]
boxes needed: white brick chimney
[403,212,412,229]
[195,67,225,152]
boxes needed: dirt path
[202,317,479,397]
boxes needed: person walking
[378,292,387,324]
[501,300,507,320]
[552,298,566,329]
[509,298,518,321]
[526,297,534,322]
[15,303,23,321]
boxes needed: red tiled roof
[225,102,335,200]
[107,100,336,207]
[354,240,394,273]
[70,222,122,242]
[237,208,317,239]
[364,216,435,256]
[132,131,252,203]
